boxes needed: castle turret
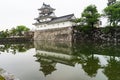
[34,3,56,23]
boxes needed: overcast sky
[0,0,108,30]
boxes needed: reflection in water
[36,58,56,76]
[81,55,100,77]
[0,42,34,54]
[34,41,120,80]
[34,41,76,76]
[103,57,120,80]
[0,42,34,80]
[0,41,120,80]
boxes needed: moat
[0,41,120,80]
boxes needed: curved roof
[33,14,75,25]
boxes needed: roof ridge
[54,14,74,19]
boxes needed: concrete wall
[34,27,73,41]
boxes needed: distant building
[33,3,76,41]
[108,0,116,6]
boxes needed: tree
[81,5,100,28]
[0,29,9,38]
[10,28,17,36]
[15,25,30,36]
[103,1,120,27]
[0,25,30,38]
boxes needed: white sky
[0,0,108,30]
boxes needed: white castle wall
[35,21,75,30]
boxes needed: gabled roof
[33,14,75,25]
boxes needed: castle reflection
[34,41,120,80]
[34,41,76,76]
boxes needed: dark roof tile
[33,14,75,25]
[49,14,74,24]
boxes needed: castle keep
[33,3,76,41]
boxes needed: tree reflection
[40,61,56,76]
[34,41,120,78]
[81,55,100,77]
[72,42,101,77]
[0,42,34,54]
[35,54,57,76]
[103,57,120,80]
[73,42,120,78]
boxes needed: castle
[33,3,76,41]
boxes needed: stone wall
[34,27,73,41]
[74,27,120,42]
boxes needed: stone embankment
[74,27,120,42]
[34,27,73,41]
[33,26,120,42]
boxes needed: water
[0,41,120,80]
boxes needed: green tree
[16,25,30,36]
[81,5,100,28]
[103,1,120,27]
[10,28,17,36]
[0,29,9,38]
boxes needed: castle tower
[35,3,56,23]
[33,3,76,41]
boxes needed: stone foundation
[34,27,73,41]
[74,27,120,42]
